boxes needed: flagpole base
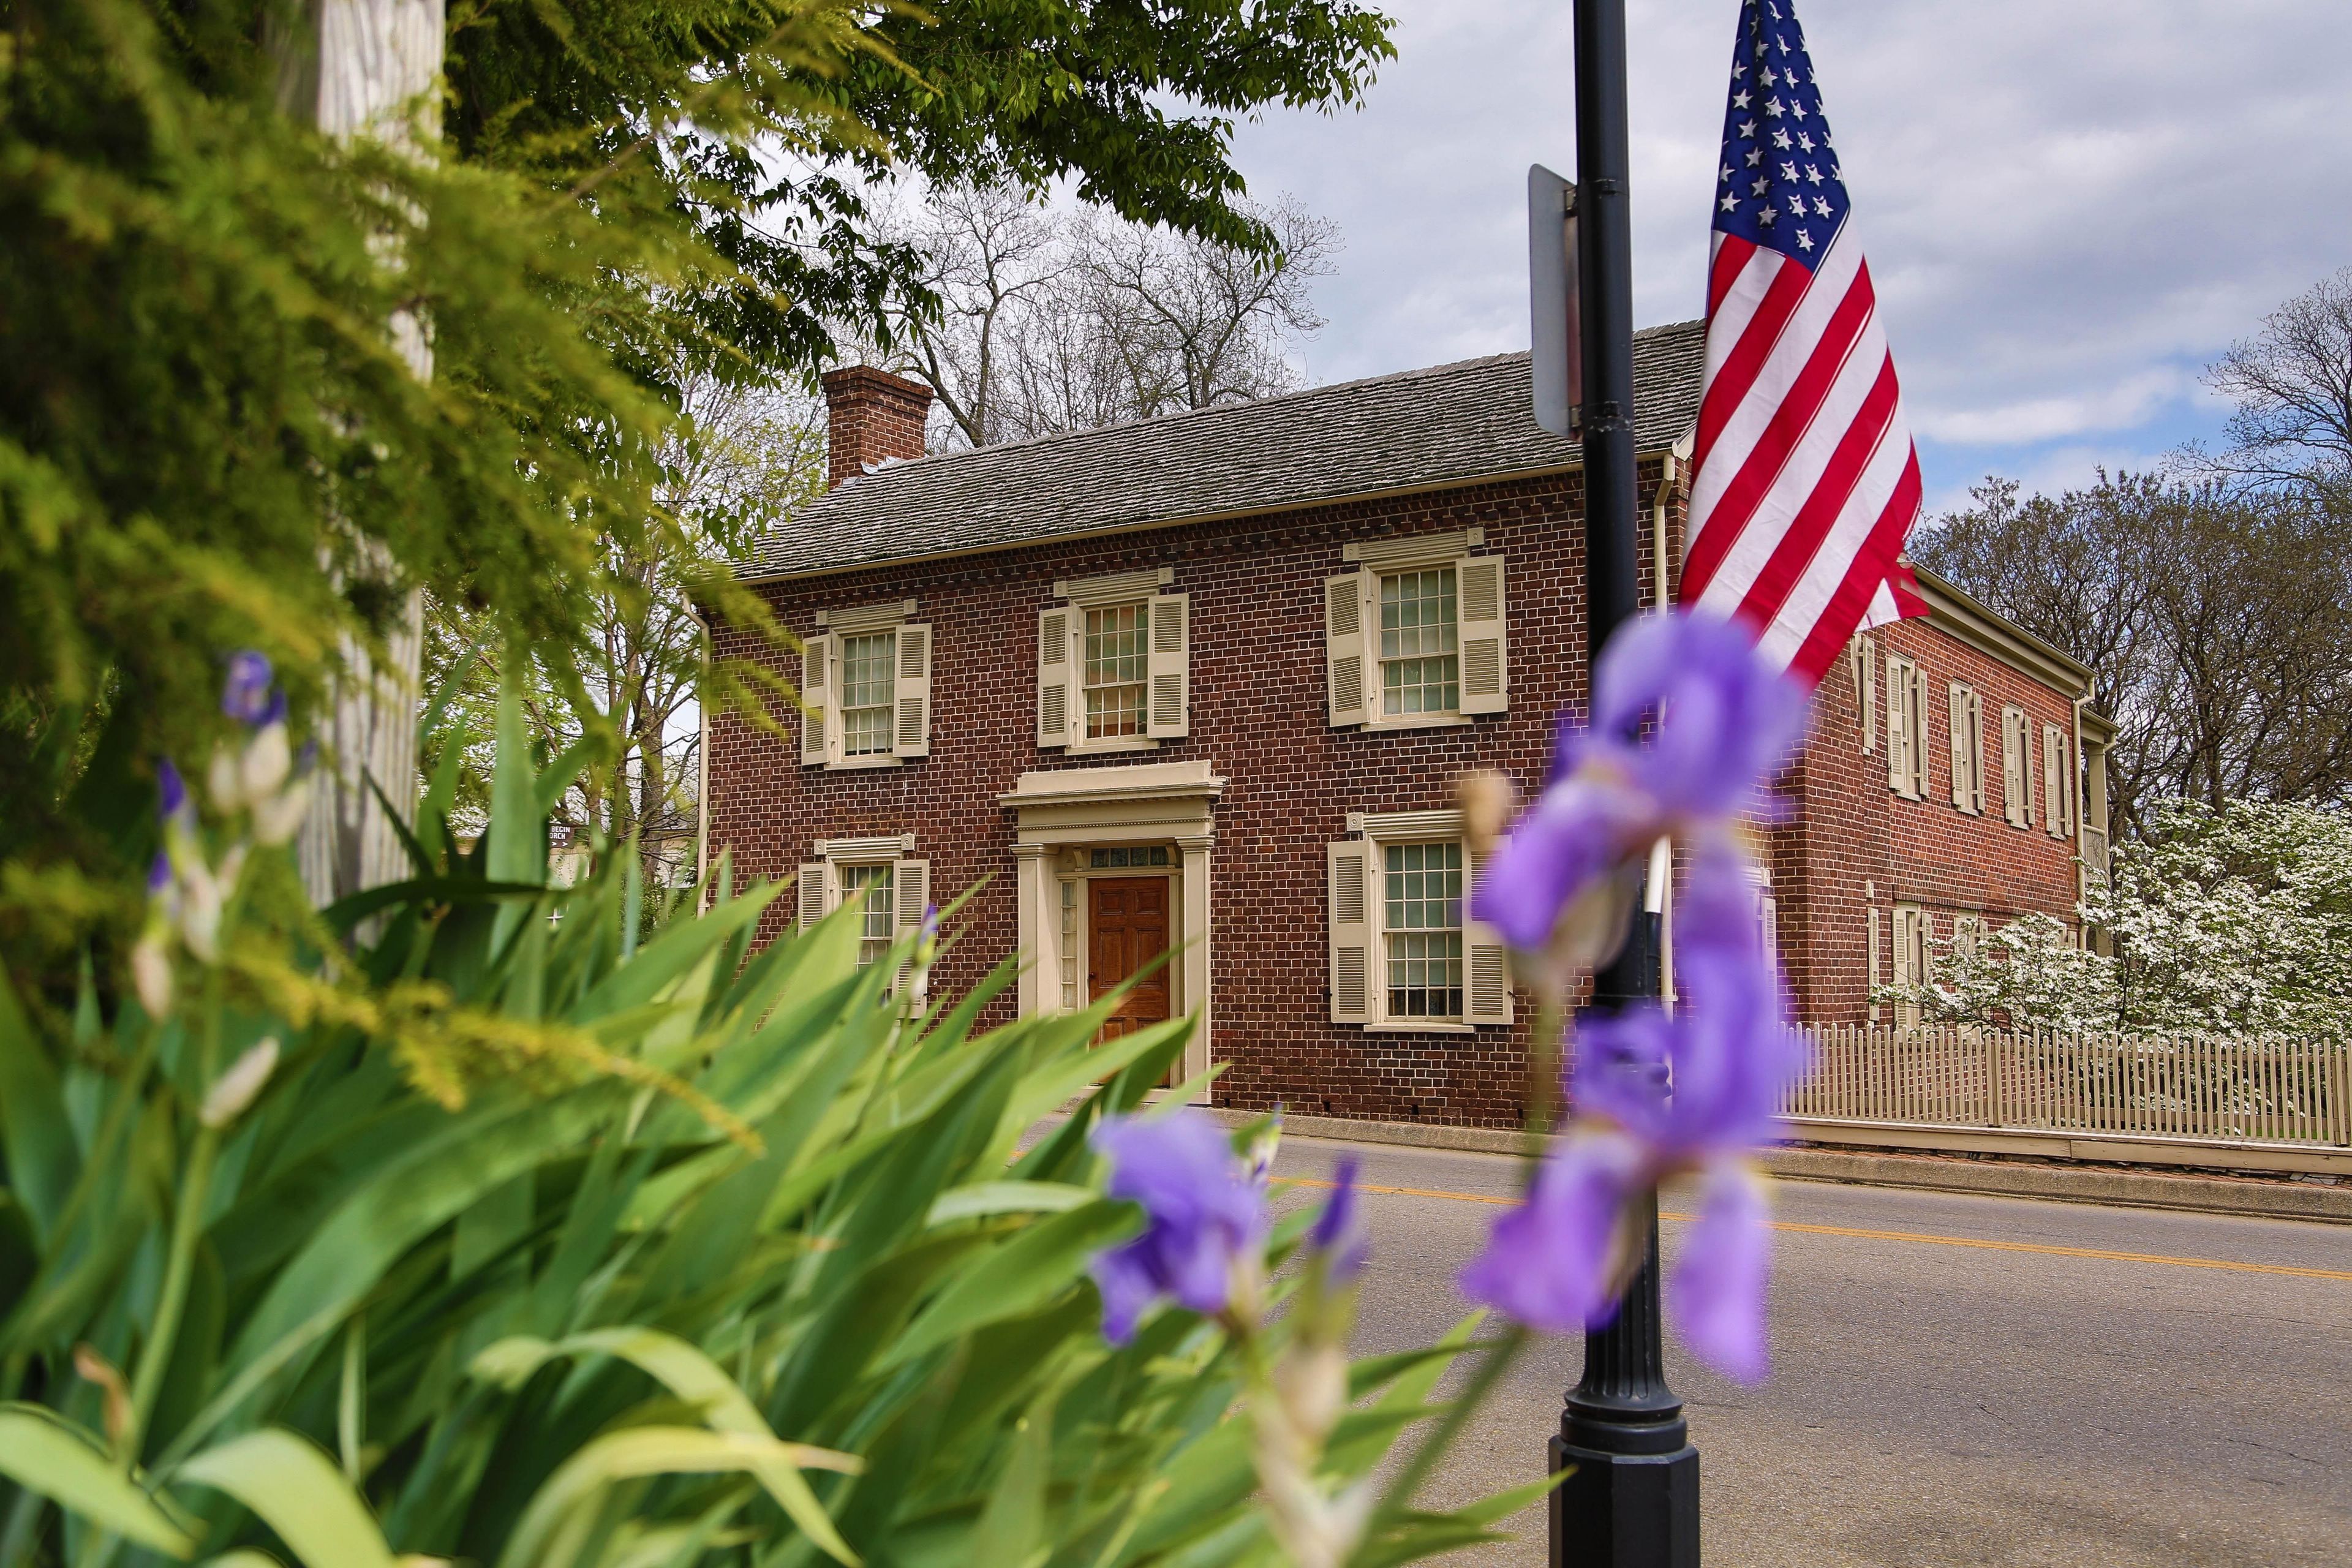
[1550,1431,1700,1568]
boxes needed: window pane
[1084,603,1148,738]
[1379,569,1458,715]
[1384,842,1463,1017]
[840,863,894,969]
[840,632,897,755]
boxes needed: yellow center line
[1284,1177,2352,1283]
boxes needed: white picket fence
[1790,1025,2352,1150]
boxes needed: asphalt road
[1267,1137,2352,1567]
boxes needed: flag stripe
[1679,0,1928,688]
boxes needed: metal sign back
[1528,162,1581,437]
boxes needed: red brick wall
[710,461,2087,1126]
[1770,619,2084,1023]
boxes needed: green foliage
[0,701,1526,1568]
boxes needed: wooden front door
[1089,877,1170,1042]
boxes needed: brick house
[706,323,2114,1128]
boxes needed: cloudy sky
[1226,0,2348,514]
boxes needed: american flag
[1679,0,1927,688]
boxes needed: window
[1953,914,1984,965]
[1384,842,1464,1019]
[2002,706,2033,829]
[1852,634,1879,752]
[1948,682,1985,813]
[800,604,931,768]
[1380,569,1460,717]
[839,631,898,756]
[1884,652,1929,798]
[796,840,930,990]
[1866,905,1882,1023]
[1083,603,1150,739]
[1328,814,1510,1027]
[1890,903,1927,1027]
[840,862,895,968]
[1325,545,1507,727]
[1038,575,1189,749]
[2043,723,2073,838]
[1090,846,1170,868]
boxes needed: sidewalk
[1209,1108,2352,1224]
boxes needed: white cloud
[1229,0,2347,497]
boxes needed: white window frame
[1325,531,1507,731]
[1885,652,1929,799]
[796,834,931,990]
[2043,723,2073,839]
[1890,902,1927,1028]
[1329,809,1512,1031]
[1038,568,1189,754]
[2002,705,2034,829]
[799,600,930,771]
[1948,681,1985,815]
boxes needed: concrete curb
[1212,1109,2352,1224]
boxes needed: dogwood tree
[1888,797,2352,1041]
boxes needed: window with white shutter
[1328,543,1508,729]
[1853,635,1879,752]
[796,860,834,932]
[1948,683,1983,813]
[893,858,931,990]
[1325,573,1369,726]
[799,635,832,766]
[1039,571,1186,751]
[1147,592,1190,737]
[2002,706,2030,828]
[1038,606,1074,748]
[1327,840,1371,1022]
[1330,812,1512,1028]
[892,624,932,758]
[1909,665,1932,797]
[840,862,895,968]
[2043,724,2071,838]
[1885,654,1917,796]
[1866,905,1882,1022]
[1457,557,1508,714]
[804,601,921,769]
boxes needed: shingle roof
[742,318,1708,580]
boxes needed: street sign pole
[1548,1,1702,1564]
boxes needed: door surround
[1000,759,1224,1098]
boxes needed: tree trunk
[276,0,444,905]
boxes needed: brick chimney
[820,365,933,489]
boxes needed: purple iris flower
[221,652,281,728]
[1310,1156,1369,1283]
[1090,1109,1267,1344]
[1460,845,1806,1381]
[157,759,189,821]
[148,851,173,894]
[1471,611,1807,955]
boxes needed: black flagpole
[1550,1,1702,1564]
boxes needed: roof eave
[1911,565,2096,696]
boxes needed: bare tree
[1915,472,2352,835]
[427,366,823,900]
[2197,268,2352,513]
[883,187,1338,447]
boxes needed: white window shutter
[1885,656,1908,791]
[1969,693,1987,813]
[1147,592,1190,738]
[1910,666,1932,798]
[891,624,932,758]
[893,857,931,990]
[800,635,832,766]
[1856,635,1878,752]
[1038,606,1072,749]
[2042,724,2061,836]
[1327,840,1372,1023]
[797,861,832,932]
[1948,683,1968,806]
[1324,574,1369,726]
[1457,556,1509,714]
[1464,845,1514,1023]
